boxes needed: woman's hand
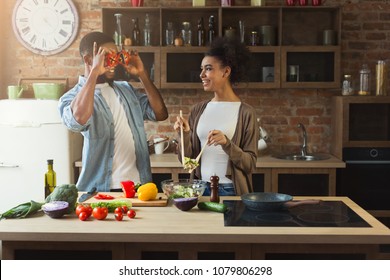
[174,115,190,133]
[207,129,227,146]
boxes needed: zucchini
[197,202,228,213]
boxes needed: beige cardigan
[177,100,258,195]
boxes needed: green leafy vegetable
[90,200,132,212]
[169,185,198,199]
[0,200,44,220]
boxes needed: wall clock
[12,0,79,56]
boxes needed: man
[59,32,168,192]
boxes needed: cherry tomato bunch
[76,204,108,221]
[76,204,93,221]
[77,204,136,222]
[114,206,136,221]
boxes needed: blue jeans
[203,182,236,196]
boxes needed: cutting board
[82,192,168,207]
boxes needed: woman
[174,37,258,196]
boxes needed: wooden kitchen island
[0,196,389,260]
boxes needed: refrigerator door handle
[0,162,19,168]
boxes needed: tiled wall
[1,0,389,156]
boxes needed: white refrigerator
[0,99,82,213]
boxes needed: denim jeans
[203,182,236,196]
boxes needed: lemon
[137,182,158,201]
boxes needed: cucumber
[197,202,228,213]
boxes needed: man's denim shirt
[58,76,156,192]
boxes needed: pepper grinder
[210,173,220,203]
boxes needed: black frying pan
[241,192,320,211]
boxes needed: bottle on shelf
[114,13,123,49]
[358,63,371,96]
[210,174,220,203]
[132,18,141,46]
[376,60,387,96]
[208,15,216,45]
[143,13,151,46]
[44,159,56,198]
[197,17,205,46]
[165,21,175,46]
[181,22,192,46]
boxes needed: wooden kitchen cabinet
[331,96,390,158]
[102,6,340,89]
[271,168,335,196]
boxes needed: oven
[336,148,390,214]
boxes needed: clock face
[12,0,79,56]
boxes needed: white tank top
[197,101,240,183]
[99,83,140,189]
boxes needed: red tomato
[78,211,88,221]
[84,205,93,217]
[115,212,123,221]
[76,204,87,216]
[114,207,123,215]
[127,209,136,219]
[121,206,129,213]
[92,207,108,220]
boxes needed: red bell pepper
[121,180,136,198]
[94,193,114,200]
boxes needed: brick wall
[1,0,389,156]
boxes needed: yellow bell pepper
[137,182,158,201]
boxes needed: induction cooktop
[223,200,371,227]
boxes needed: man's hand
[123,50,145,77]
[90,42,109,76]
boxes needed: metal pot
[241,192,320,211]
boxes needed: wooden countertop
[75,154,345,169]
[0,196,388,245]
[149,153,346,169]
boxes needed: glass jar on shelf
[342,74,353,96]
[181,22,192,46]
[358,63,371,96]
[165,22,174,46]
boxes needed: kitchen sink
[273,153,330,161]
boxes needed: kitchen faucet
[298,123,307,157]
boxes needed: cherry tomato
[76,204,87,216]
[114,207,123,215]
[78,211,88,221]
[84,205,93,217]
[115,212,123,221]
[127,209,136,219]
[92,206,108,220]
[121,206,129,213]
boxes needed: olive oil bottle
[44,159,56,198]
